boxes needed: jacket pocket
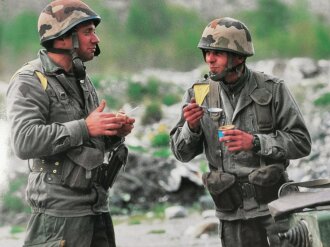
[202,171,242,212]
[250,87,273,133]
[248,164,286,203]
[61,146,104,190]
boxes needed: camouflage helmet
[38,0,101,45]
[198,17,254,57]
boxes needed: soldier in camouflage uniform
[6,0,135,246]
[170,17,311,247]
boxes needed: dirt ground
[0,213,221,247]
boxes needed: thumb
[96,99,106,112]
[191,98,196,104]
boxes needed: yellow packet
[193,83,210,105]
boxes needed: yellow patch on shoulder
[35,71,48,90]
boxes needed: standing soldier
[6,0,134,246]
[170,17,311,247]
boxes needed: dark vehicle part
[268,178,330,247]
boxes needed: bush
[104,95,120,110]
[2,194,27,213]
[141,102,162,125]
[127,81,145,103]
[314,92,330,106]
[1,174,30,214]
[10,225,25,234]
[151,132,170,147]
[162,94,181,106]
[89,74,103,89]
[152,148,171,158]
[145,77,160,97]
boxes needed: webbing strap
[208,80,221,121]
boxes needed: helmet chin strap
[209,54,245,82]
[71,31,86,81]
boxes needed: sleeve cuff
[181,122,202,144]
[63,119,89,146]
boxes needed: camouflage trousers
[23,213,116,247]
[219,215,294,247]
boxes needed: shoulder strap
[208,80,220,108]
[208,80,222,121]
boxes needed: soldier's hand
[220,129,254,152]
[183,98,204,132]
[115,111,135,137]
[85,100,126,137]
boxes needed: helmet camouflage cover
[198,17,254,57]
[38,0,101,45]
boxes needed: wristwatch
[252,135,261,152]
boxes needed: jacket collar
[231,67,259,121]
[39,49,69,75]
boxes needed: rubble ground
[0,212,221,247]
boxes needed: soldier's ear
[53,36,71,49]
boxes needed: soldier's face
[205,50,244,83]
[205,50,228,75]
[75,22,100,62]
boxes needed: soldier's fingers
[96,100,106,112]
[103,129,118,136]
[105,123,123,130]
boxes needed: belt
[238,179,284,204]
[240,182,257,199]
[30,158,63,175]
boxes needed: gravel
[0,213,221,247]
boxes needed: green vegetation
[112,202,168,224]
[2,174,30,214]
[199,161,209,173]
[148,229,166,234]
[151,132,170,147]
[1,0,330,76]
[241,0,330,60]
[10,225,25,234]
[162,93,181,106]
[128,216,142,225]
[141,102,163,125]
[1,11,39,53]
[314,92,330,107]
[126,0,171,38]
[93,75,183,111]
[128,145,148,153]
[150,132,171,158]
[152,148,171,158]
[127,81,145,103]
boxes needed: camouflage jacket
[170,67,311,220]
[6,50,118,217]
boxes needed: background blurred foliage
[126,0,172,38]
[240,0,330,59]
[1,0,330,79]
